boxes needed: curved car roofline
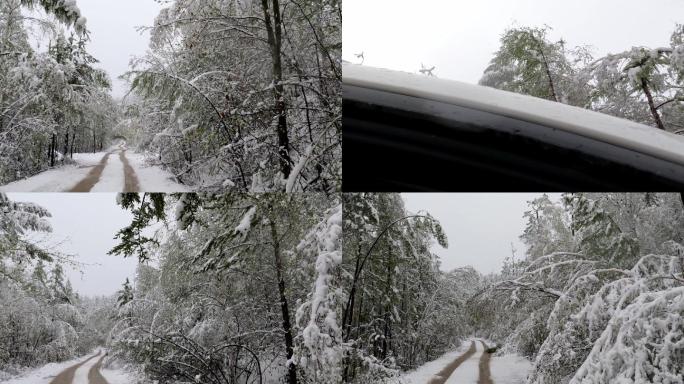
[343,63,684,166]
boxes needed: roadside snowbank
[100,359,145,384]
[0,151,110,192]
[125,152,190,192]
[489,353,532,384]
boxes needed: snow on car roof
[343,63,684,165]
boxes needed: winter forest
[2,192,684,383]
[479,24,684,132]
[342,193,684,384]
[0,0,341,192]
[1,192,343,383]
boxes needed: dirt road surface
[477,340,493,384]
[87,354,110,384]
[48,351,102,384]
[68,153,111,192]
[426,339,494,384]
[119,150,140,192]
[427,341,477,384]
[66,149,140,192]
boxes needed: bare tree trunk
[49,133,56,167]
[530,33,559,102]
[62,128,69,162]
[381,251,393,359]
[261,0,292,179]
[269,217,298,384]
[69,132,75,158]
[543,59,558,102]
[641,77,666,130]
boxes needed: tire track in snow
[427,341,477,384]
[48,351,100,384]
[119,150,140,192]
[444,339,483,383]
[477,340,493,384]
[67,153,111,192]
[87,354,110,384]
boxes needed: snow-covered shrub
[294,204,344,383]
[529,254,683,384]
[571,286,684,383]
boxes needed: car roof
[344,63,684,165]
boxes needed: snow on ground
[489,353,532,384]
[398,341,472,383]
[445,340,483,384]
[91,153,124,192]
[73,152,109,166]
[397,339,533,384]
[0,152,107,192]
[71,352,101,384]
[126,152,190,192]
[0,150,189,192]
[100,360,144,384]
[0,351,96,384]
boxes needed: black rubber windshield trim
[343,84,684,191]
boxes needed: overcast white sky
[77,0,164,98]
[403,193,562,274]
[8,193,139,297]
[343,0,684,84]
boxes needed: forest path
[48,350,108,384]
[118,150,140,192]
[477,341,493,384]
[440,340,492,384]
[427,341,477,384]
[67,148,138,192]
[69,142,136,192]
[401,338,531,384]
[0,142,189,192]
[67,152,113,192]
[87,354,110,384]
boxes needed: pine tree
[116,278,133,308]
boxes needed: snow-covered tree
[108,192,341,384]
[123,0,341,192]
[0,0,118,184]
[341,193,452,382]
[0,193,106,371]
[468,193,684,384]
[116,278,133,308]
[520,194,573,260]
[581,25,684,131]
[480,26,592,106]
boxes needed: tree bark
[49,133,56,167]
[641,77,666,130]
[530,33,558,102]
[261,0,292,179]
[537,46,558,102]
[69,132,75,158]
[269,217,298,384]
[62,128,69,162]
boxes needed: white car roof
[344,63,684,165]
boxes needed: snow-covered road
[399,339,531,384]
[0,148,189,192]
[2,350,139,384]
